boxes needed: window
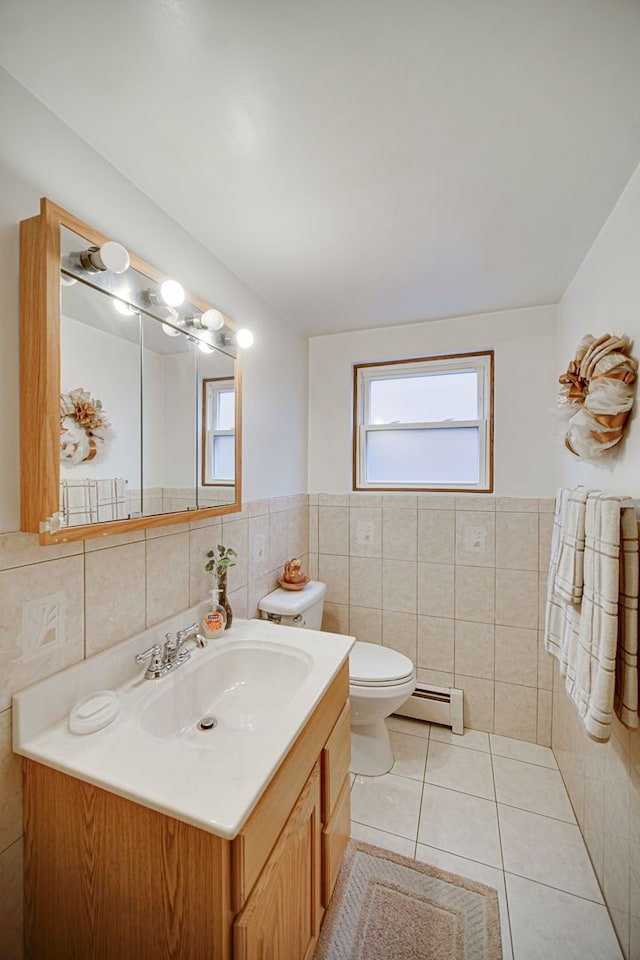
[202,377,235,485]
[353,351,493,492]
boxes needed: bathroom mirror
[20,198,242,544]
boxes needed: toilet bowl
[258,580,417,776]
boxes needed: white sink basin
[140,640,312,743]
[12,616,353,839]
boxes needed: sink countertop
[12,615,354,840]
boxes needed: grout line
[490,745,516,959]
[503,869,606,907]
[496,800,580,827]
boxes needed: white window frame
[202,377,235,486]
[353,351,493,492]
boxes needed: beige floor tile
[418,784,502,868]
[351,771,423,841]
[493,756,575,822]
[415,844,513,960]
[489,733,557,768]
[498,805,603,902]
[506,873,622,960]
[429,725,490,752]
[350,821,416,858]
[425,740,495,799]
[389,731,429,780]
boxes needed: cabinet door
[322,775,351,907]
[234,763,322,960]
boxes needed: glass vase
[217,569,233,630]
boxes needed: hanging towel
[549,493,639,741]
[554,487,588,604]
[614,505,639,730]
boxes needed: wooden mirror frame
[20,197,242,545]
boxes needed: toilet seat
[349,641,414,687]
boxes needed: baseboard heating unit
[395,683,464,734]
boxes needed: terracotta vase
[217,569,233,630]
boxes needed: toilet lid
[349,642,414,685]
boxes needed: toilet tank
[258,580,327,630]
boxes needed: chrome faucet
[136,622,207,679]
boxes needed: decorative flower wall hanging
[558,333,637,464]
[60,387,114,464]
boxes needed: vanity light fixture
[78,240,130,275]
[236,328,254,349]
[220,328,254,349]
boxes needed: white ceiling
[1,0,640,336]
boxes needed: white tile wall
[313,494,555,743]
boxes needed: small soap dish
[69,690,120,735]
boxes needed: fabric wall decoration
[558,334,637,464]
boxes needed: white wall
[0,68,308,533]
[309,305,559,496]
[558,161,640,496]
[60,315,142,483]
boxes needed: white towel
[614,505,639,730]
[60,478,127,526]
[546,492,639,741]
[554,487,588,604]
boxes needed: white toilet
[258,580,416,776]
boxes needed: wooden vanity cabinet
[23,662,350,960]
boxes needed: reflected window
[203,378,235,484]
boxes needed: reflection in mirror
[141,313,197,516]
[201,371,236,490]
[60,274,142,526]
[56,223,239,528]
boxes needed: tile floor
[349,717,623,959]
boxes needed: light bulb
[98,241,130,274]
[81,241,130,274]
[198,341,215,354]
[162,323,181,337]
[160,279,185,307]
[200,308,225,331]
[114,299,135,316]
[236,328,254,349]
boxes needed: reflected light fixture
[114,298,135,316]
[79,241,130,275]
[200,308,225,331]
[162,323,181,337]
[159,279,185,307]
[198,341,215,354]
